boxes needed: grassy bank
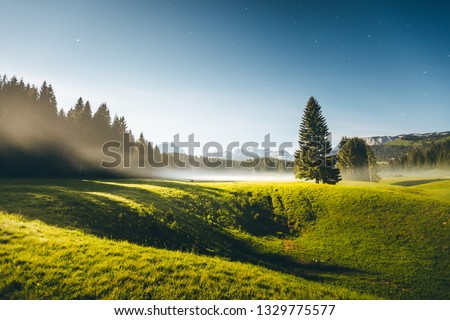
[0,178,448,299]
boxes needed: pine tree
[92,103,112,143]
[138,132,146,146]
[37,81,57,119]
[82,100,93,123]
[57,108,65,119]
[294,96,341,184]
[154,144,162,162]
[337,137,380,182]
[111,115,127,141]
[67,97,85,124]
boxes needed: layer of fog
[149,170,296,182]
[380,169,450,179]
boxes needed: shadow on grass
[228,239,366,283]
[0,179,367,286]
[392,178,448,187]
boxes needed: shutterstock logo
[100,133,295,169]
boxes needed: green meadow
[0,178,449,299]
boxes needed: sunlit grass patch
[85,191,155,215]
[89,180,190,198]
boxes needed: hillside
[363,131,450,146]
[0,179,449,299]
[1,213,365,299]
[366,131,450,162]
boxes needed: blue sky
[1,0,449,150]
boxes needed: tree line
[0,75,293,177]
[370,144,412,162]
[387,140,450,170]
[0,75,133,176]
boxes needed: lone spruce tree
[294,96,341,184]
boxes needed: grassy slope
[1,213,363,299]
[385,135,450,146]
[0,178,449,299]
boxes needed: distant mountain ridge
[364,131,450,162]
[362,131,450,146]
